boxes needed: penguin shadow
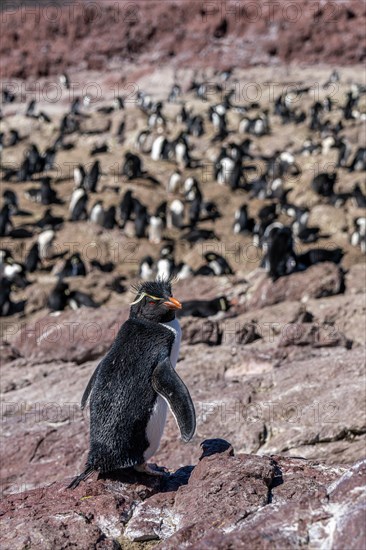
[98,464,195,492]
[9,228,33,239]
[13,209,33,217]
[267,462,284,504]
[97,439,234,491]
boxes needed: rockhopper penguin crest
[68,279,195,488]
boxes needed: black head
[54,280,69,294]
[204,251,220,262]
[0,249,12,262]
[160,242,174,258]
[215,296,231,312]
[130,279,182,323]
[71,253,82,264]
[3,190,18,207]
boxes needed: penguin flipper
[81,361,102,410]
[152,357,196,442]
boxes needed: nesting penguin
[68,280,195,488]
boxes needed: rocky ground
[1,2,366,549]
[1,443,365,549]
[1,263,365,547]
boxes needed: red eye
[149,301,156,305]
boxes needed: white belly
[144,318,181,460]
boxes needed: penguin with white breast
[74,165,86,189]
[167,170,182,194]
[216,155,235,185]
[156,246,175,281]
[184,177,202,202]
[38,230,55,260]
[167,199,185,229]
[89,201,105,226]
[148,216,164,244]
[151,135,167,161]
[68,280,195,488]
[233,204,254,235]
[69,188,88,221]
[351,217,366,253]
[139,256,155,281]
[0,250,27,287]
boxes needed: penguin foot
[134,462,168,477]
[67,465,95,489]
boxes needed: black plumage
[85,160,100,192]
[68,280,195,488]
[25,243,40,273]
[48,281,69,311]
[123,152,143,179]
[57,253,86,279]
[119,189,134,228]
[312,172,337,197]
[0,204,12,236]
[296,248,344,270]
[36,209,64,229]
[70,193,88,221]
[266,226,297,281]
[103,206,117,229]
[177,296,231,318]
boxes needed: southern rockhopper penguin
[68,279,195,489]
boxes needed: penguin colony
[1,68,365,317]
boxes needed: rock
[309,204,347,234]
[180,317,222,345]
[1,1,365,79]
[306,293,366,346]
[248,263,345,310]
[7,307,129,365]
[1,441,365,548]
[345,263,366,295]
[0,473,161,550]
[2,343,364,499]
[327,460,366,550]
[277,321,353,349]
[199,438,234,459]
[157,453,365,549]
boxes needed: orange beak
[163,297,182,310]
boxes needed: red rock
[10,307,129,365]
[247,263,345,310]
[1,1,365,79]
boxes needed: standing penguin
[167,200,185,229]
[68,280,195,488]
[74,165,86,189]
[38,230,55,260]
[148,216,164,244]
[167,170,182,194]
[70,188,88,221]
[85,160,100,192]
[89,201,105,225]
[0,204,13,236]
[139,256,155,280]
[103,206,117,230]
